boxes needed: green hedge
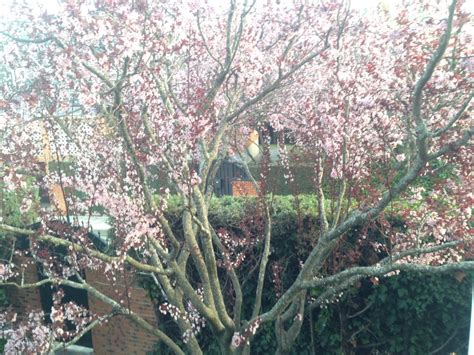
[0,176,39,227]
[148,196,470,354]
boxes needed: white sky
[0,0,385,19]
[0,0,472,26]
[1,0,473,15]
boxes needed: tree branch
[3,277,184,354]
[301,260,474,289]
[411,0,456,159]
[0,224,173,276]
[428,125,473,160]
[430,93,473,137]
[51,313,116,352]
[223,31,331,124]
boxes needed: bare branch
[429,93,473,137]
[82,63,114,88]
[0,31,55,44]
[411,0,457,159]
[301,259,473,289]
[428,125,473,160]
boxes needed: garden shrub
[146,196,470,354]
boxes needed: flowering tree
[0,0,472,353]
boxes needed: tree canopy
[0,0,472,353]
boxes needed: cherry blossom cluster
[0,311,53,354]
[50,289,96,341]
[389,175,472,264]
[158,300,206,344]
[181,301,206,344]
[230,317,261,349]
[308,291,346,310]
[216,229,248,270]
[270,262,284,298]
[0,263,18,283]
[216,222,263,271]
[277,141,294,184]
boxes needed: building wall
[85,269,158,355]
[6,256,42,317]
[6,260,160,355]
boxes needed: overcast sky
[0,0,472,25]
[0,0,387,19]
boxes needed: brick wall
[6,256,42,318]
[86,269,158,355]
[232,180,259,196]
[6,259,160,354]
